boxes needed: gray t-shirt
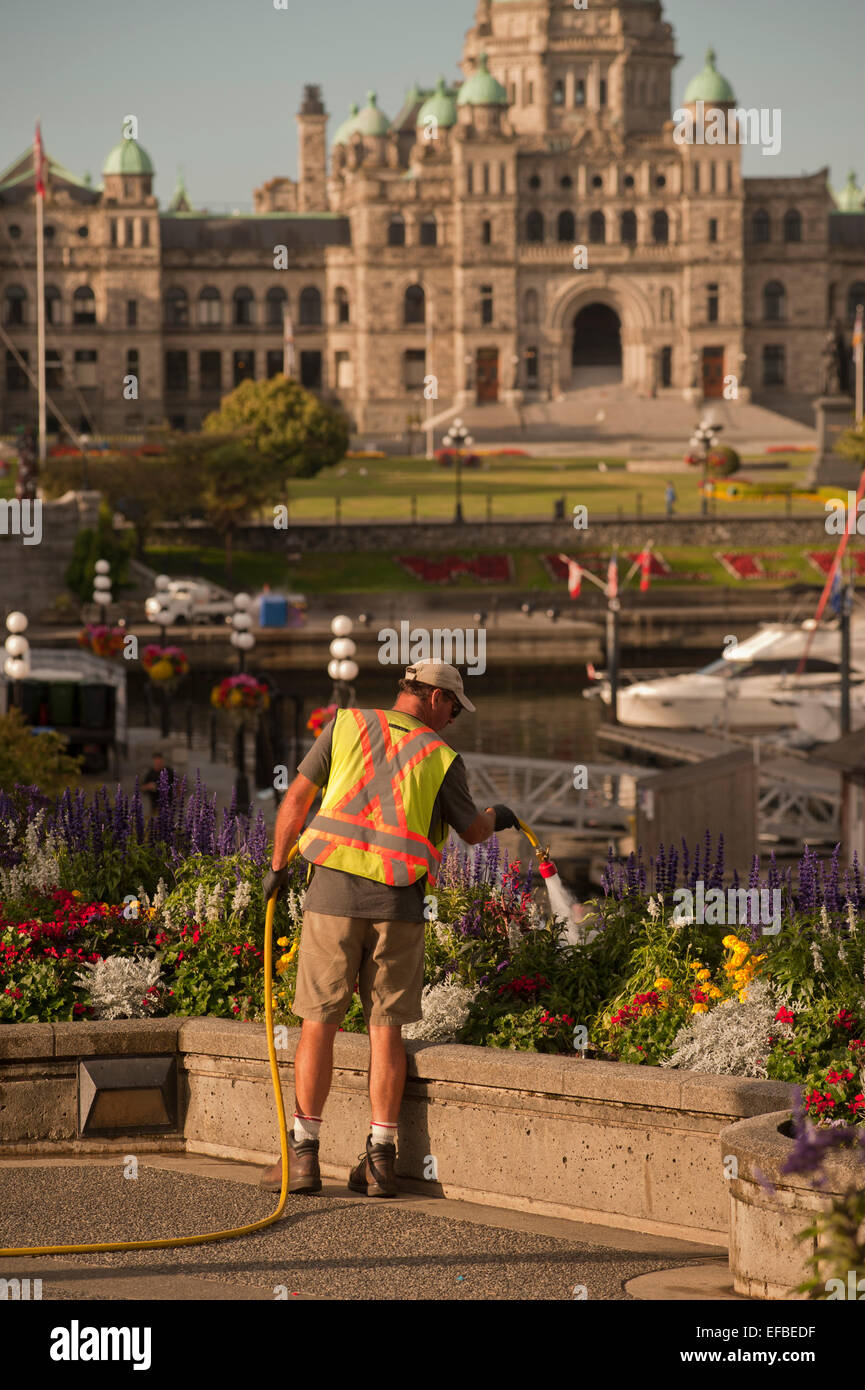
[297,711,479,923]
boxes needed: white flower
[838,941,847,964]
[820,905,831,934]
[205,884,223,924]
[152,879,168,911]
[0,811,61,900]
[647,896,660,921]
[507,917,522,950]
[75,955,163,1020]
[193,883,206,922]
[811,942,824,973]
[402,979,478,1043]
[847,900,860,936]
[231,879,252,916]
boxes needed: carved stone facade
[1,0,863,438]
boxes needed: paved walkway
[0,1155,744,1302]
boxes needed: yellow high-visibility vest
[298,708,457,887]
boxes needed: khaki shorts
[292,911,426,1027]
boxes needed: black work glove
[263,865,289,901]
[491,804,520,832]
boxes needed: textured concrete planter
[720,1111,865,1299]
[1,1019,800,1243]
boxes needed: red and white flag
[567,559,581,598]
[34,121,46,198]
[607,553,618,600]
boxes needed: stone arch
[548,279,654,393]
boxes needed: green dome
[102,135,154,176]
[417,76,458,129]
[683,48,736,105]
[354,91,391,137]
[457,52,508,107]
[333,102,360,146]
[835,170,865,213]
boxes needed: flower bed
[396,554,513,584]
[1,783,864,1128]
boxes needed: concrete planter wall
[720,1111,865,1299]
[1,1019,798,1245]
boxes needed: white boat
[589,618,865,732]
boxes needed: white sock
[371,1121,398,1147]
[293,1112,322,1143]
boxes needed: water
[541,869,599,946]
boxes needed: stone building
[1,0,863,438]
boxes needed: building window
[620,210,637,244]
[660,287,674,322]
[403,284,425,325]
[74,349,98,388]
[693,163,700,194]
[419,217,437,247]
[126,349,139,376]
[527,81,534,103]
[525,346,538,382]
[265,286,287,326]
[127,299,138,327]
[300,350,322,389]
[707,283,719,323]
[708,218,718,242]
[198,286,222,327]
[523,289,539,324]
[299,286,322,325]
[624,174,635,189]
[141,219,150,247]
[163,286,188,327]
[6,349,29,390]
[125,217,135,246]
[43,224,55,241]
[169,414,186,430]
[266,349,284,379]
[592,174,603,189]
[589,210,606,243]
[165,350,188,393]
[526,210,544,242]
[335,350,353,388]
[528,174,541,190]
[499,164,507,194]
[45,351,63,390]
[335,286,350,323]
[784,210,802,243]
[560,175,572,190]
[480,284,493,326]
[482,219,492,245]
[709,163,716,193]
[652,209,669,244]
[201,351,222,391]
[553,79,565,106]
[467,165,474,194]
[404,349,426,389]
[4,285,27,325]
[77,224,89,238]
[762,345,785,386]
[660,345,672,388]
[233,350,255,386]
[44,286,61,326]
[656,174,666,188]
[599,78,607,106]
[110,219,118,247]
[233,287,255,326]
[73,285,97,325]
[752,210,770,243]
[575,78,585,106]
[848,283,865,324]
[8,225,21,239]
[482,164,490,194]
[557,210,575,242]
[726,162,733,192]
[387,215,406,246]
[763,281,786,322]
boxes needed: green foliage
[0,708,82,796]
[202,375,350,479]
[766,998,865,1083]
[707,444,741,476]
[0,955,83,1023]
[56,842,168,905]
[64,499,133,602]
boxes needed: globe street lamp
[691,417,723,518]
[92,558,112,620]
[4,610,31,710]
[328,614,358,709]
[229,593,256,805]
[442,418,473,524]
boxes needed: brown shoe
[258,1129,321,1194]
[348,1134,397,1197]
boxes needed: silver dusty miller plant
[402,978,478,1043]
[74,956,164,1020]
[660,977,792,1078]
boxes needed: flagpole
[35,123,47,465]
[855,303,864,426]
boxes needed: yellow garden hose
[0,849,298,1259]
[517,819,541,852]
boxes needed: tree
[44,446,194,559]
[202,375,349,479]
[0,708,82,796]
[181,434,274,580]
[838,420,865,467]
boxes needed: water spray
[517,819,596,945]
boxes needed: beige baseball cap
[403,659,476,713]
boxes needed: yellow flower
[654,978,672,990]
[692,1003,709,1014]
[706,986,723,999]
[228,689,243,707]
[738,988,750,1002]
[71,890,82,899]
[696,969,711,981]
[148,659,174,682]
[277,937,290,947]
[721,935,740,949]
[688,961,704,971]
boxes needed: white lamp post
[329,615,357,708]
[230,593,256,673]
[4,611,30,706]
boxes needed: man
[141,751,174,814]
[259,659,519,1197]
[665,480,677,519]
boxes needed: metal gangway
[460,753,638,840]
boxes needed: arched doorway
[571,303,622,379]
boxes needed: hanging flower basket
[211,673,271,720]
[78,624,125,659]
[142,644,190,685]
[307,703,337,738]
